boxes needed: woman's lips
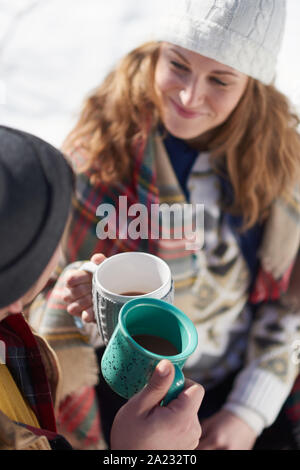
[169,98,208,119]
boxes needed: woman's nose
[179,78,206,107]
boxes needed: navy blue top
[163,132,263,285]
[163,132,199,200]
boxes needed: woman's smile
[169,97,209,119]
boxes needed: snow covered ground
[0,0,299,148]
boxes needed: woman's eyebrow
[170,48,190,64]
[212,70,239,77]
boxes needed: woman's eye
[170,61,189,72]
[211,77,227,87]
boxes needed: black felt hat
[0,126,73,308]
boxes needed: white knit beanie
[152,0,286,85]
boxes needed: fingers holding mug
[63,253,106,322]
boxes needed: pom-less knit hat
[0,126,73,308]
[152,0,286,84]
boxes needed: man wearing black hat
[0,126,203,450]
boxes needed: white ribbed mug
[80,252,174,344]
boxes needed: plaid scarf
[0,314,56,433]
[67,132,300,301]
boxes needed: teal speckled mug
[101,298,198,405]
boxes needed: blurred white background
[0,0,299,148]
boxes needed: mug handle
[162,364,185,406]
[72,261,97,330]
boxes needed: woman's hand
[63,253,106,322]
[196,409,257,450]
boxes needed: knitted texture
[152,0,286,84]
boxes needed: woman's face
[154,43,249,140]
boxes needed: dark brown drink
[132,334,179,356]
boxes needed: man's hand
[111,360,204,450]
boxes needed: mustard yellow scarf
[0,364,40,428]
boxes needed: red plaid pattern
[250,263,295,304]
[0,314,56,433]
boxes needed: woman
[33,0,300,450]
